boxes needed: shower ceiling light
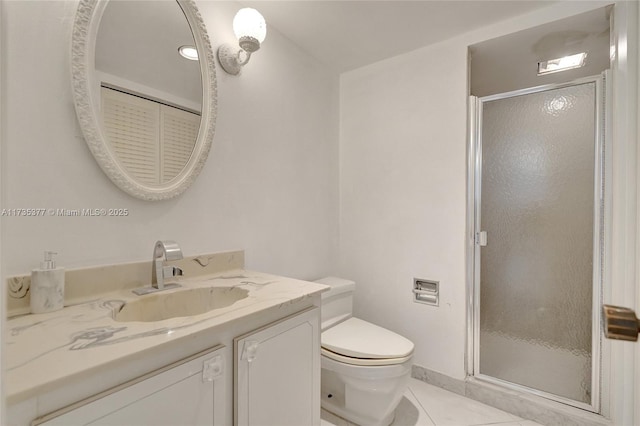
[537,53,587,75]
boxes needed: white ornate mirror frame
[71,0,217,201]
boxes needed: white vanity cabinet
[235,308,321,426]
[6,263,327,426]
[25,308,321,426]
[34,346,227,426]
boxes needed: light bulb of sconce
[233,8,267,45]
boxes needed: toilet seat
[321,317,414,366]
[321,347,412,366]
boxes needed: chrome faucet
[133,240,184,295]
[153,240,183,290]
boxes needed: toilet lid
[321,317,414,359]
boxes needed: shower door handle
[602,305,640,341]
[475,231,487,246]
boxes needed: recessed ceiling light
[537,52,587,75]
[178,45,198,61]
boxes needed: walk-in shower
[465,6,612,413]
[469,76,604,411]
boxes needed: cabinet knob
[241,340,260,363]
[202,354,224,381]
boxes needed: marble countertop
[6,269,327,404]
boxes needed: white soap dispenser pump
[30,251,65,314]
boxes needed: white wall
[339,1,614,381]
[340,38,468,380]
[0,1,339,280]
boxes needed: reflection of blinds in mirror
[101,87,199,185]
[102,88,159,185]
[161,107,200,182]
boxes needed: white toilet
[315,277,414,426]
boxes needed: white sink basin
[114,286,249,322]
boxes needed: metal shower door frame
[466,74,606,413]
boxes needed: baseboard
[411,365,466,396]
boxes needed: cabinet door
[235,308,320,426]
[36,346,226,426]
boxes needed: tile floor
[321,378,542,426]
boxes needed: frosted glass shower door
[475,81,601,408]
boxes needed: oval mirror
[72,0,217,200]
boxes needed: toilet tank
[314,277,355,330]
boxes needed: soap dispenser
[30,251,65,314]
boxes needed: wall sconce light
[217,8,267,75]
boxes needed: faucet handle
[162,265,183,278]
